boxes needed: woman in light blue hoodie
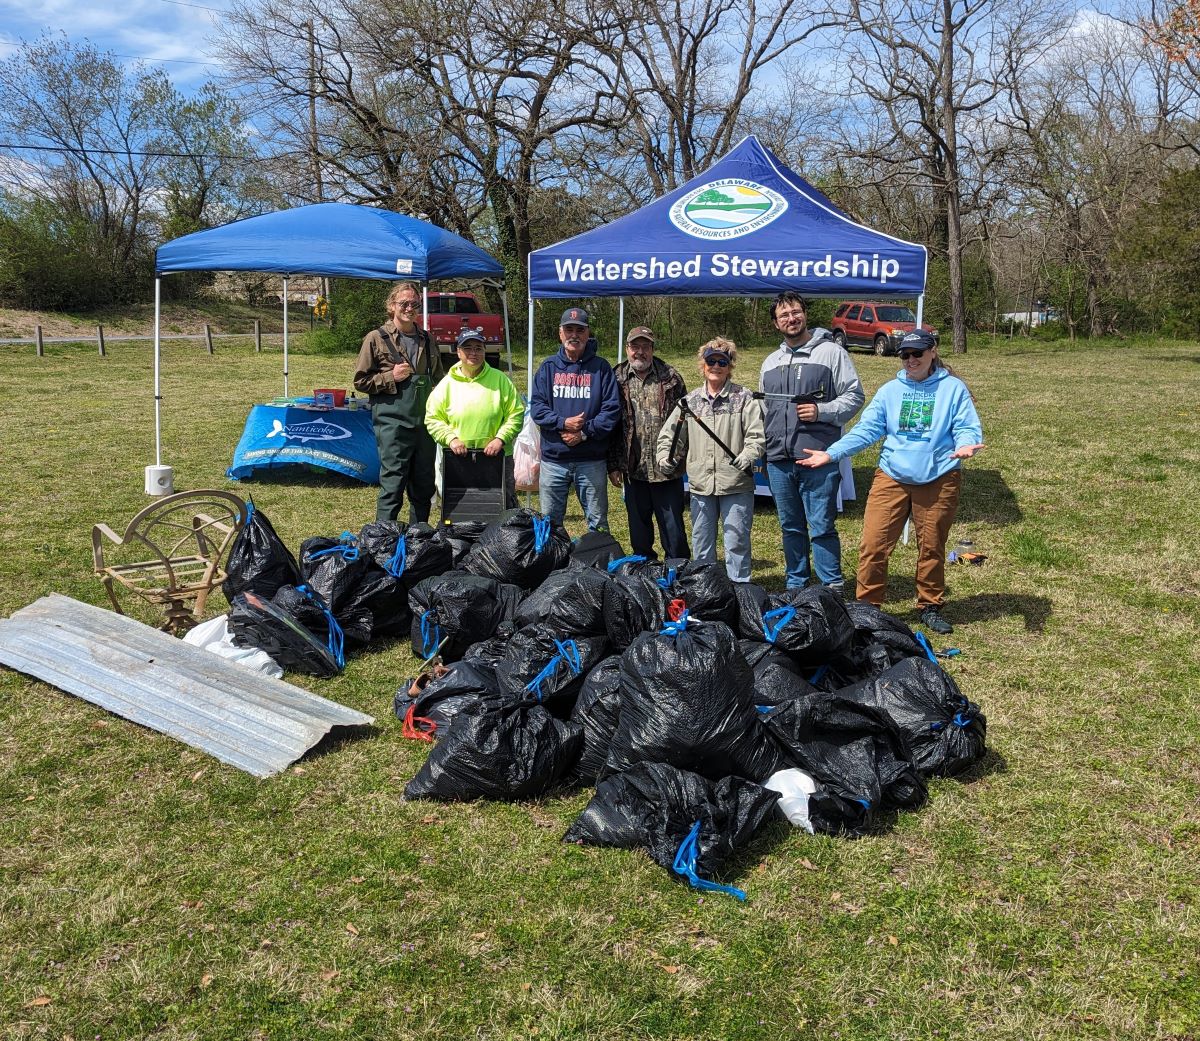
[798,332,984,634]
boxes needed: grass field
[1,331,1198,1040]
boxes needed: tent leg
[282,276,290,398]
[617,297,625,362]
[501,290,513,378]
[915,294,924,329]
[153,277,162,467]
[526,298,535,399]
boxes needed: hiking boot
[919,607,954,635]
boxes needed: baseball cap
[455,328,486,349]
[560,307,589,327]
[899,330,937,353]
[626,326,655,345]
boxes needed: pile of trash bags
[223,507,988,900]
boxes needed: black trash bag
[762,692,927,827]
[463,508,573,589]
[347,564,411,641]
[408,574,524,662]
[739,640,819,707]
[662,561,739,628]
[602,572,671,650]
[760,586,854,664]
[732,582,771,641]
[359,521,454,589]
[227,589,341,678]
[513,567,611,637]
[563,762,780,898]
[433,521,487,568]
[568,530,625,569]
[461,635,510,668]
[299,534,371,614]
[496,625,610,707]
[570,656,623,785]
[835,657,987,777]
[403,701,583,802]
[221,502,301,602]
[393,659,504,740]
[603,618,790,783]
[841,601,928,678]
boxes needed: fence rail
[1,322,285,351]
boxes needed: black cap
[455,328,486,348]
[560,307,589,327]
[899,330,937,352]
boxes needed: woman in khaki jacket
[656,337,765,582]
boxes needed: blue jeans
[690,491,755,583]
[766,459,842,588]
[539,457,609,531]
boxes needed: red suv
[830,301,938,355]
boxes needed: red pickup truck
[423,292,506,366]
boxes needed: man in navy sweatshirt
[530,307,621,530]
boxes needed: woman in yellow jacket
[424,329,526,508]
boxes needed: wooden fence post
[97,325,106,357]
[204,324,214,354]
[254,319,262,352]
[35,326,44,357]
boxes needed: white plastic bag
[183,614,285,678]
[763,768,819,833]
[513,407,541,491]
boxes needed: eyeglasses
[394,300,420,311]
[458,344,484,351]
[775,310,805,321]
[704,356,730,367]
[899,348,929,360]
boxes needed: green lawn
[1,332,1198,1040]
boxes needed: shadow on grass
[235,467,372,490]
[836,467,1020,526]
[952,591,1052,633]
[951,747,1009,784]
[299,720,380,764]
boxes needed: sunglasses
[704,356,730,367]
[394,300,420,310]
[899,348,929,360]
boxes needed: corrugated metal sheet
[0,594,374,777]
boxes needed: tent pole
[617,297,625,362]
[915,293,924,329]
[501,289,513,378]
[153,277,162,466]
[422,284,429,331]
[282,276,290,397]
[526,298,535,399]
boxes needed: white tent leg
[617,297,625,362]
[282,276,290,398]
[526,298,535,398]
[501,290,513,378]
[153,277,162,466]
[915,294,924,329]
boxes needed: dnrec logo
[669,179,788,240]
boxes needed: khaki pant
[857,468,962,609]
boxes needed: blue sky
[0,0,233,90]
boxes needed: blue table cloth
[227,405,380,484]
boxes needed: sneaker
[824,580,849,601]
[919,607,954,635]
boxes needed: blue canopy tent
[149,203,507,483]
[526,135,928,377]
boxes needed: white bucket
[144,464,175,496]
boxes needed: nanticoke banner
[228,405,380,484]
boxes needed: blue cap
[455,328,486,349]
[560,307,589,327]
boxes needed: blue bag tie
[913,630,939,664]
[807,664,828,685]
[671,821,746,901]
[296,583,345,668]
[659,609,690,637]
[308,531,360,563]
[761,605,795,644]
[655,567,677,590]
[606,554,647,573]
[384,535,408,578]
[524,638,582,703]
[532,515,551,553]
[419,608,442,660]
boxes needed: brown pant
[857,468,962,609]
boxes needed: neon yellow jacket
[424,362,525,455]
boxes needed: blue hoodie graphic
[529,338,621,463]
[825,367,982,485]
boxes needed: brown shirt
[352,321,444,397]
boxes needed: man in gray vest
[353,281,446,522]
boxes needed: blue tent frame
[525,135,928,380]
[149,203,508,476]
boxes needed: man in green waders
[353,281,446,523]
